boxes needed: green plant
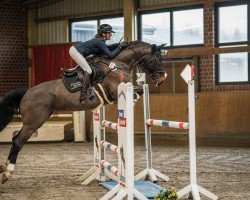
[154,188,178,200]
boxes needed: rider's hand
[119,41,129,49]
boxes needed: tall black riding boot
[80,72,90,103]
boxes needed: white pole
[188,80,197,185]
[51,114,73,118]
[143,84,153,170]
[126,83,134,196]
[99,107,107,180]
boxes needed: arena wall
[0,0,28,97]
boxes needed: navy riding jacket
[74,37,121,59]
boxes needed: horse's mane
[128,40,150,46]
[107,40,151,51]
[102,40,152,62]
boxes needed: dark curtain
[32,43,76,86]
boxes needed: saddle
[61,57,106,92]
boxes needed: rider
[69,24,128,103]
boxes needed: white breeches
[69,46,92,74]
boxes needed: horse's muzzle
[156,72,167,87]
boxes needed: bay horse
[0,41,167,184]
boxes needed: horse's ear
[157,43,167,50]
[152,44,157,54]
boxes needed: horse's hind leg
[0,132,21,174]
[1,109,52,184]
[1,127,34,184]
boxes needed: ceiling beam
[0,0,16,4]
[22,0,64,9]
[22,0,46,6]
[166,46,250,58]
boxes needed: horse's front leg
[106,81,143,104]
[133,85,144,103]
[112,84,143,103]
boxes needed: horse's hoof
[0,165,7,174]
[1,172,11,184]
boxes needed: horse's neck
[97,53,133,73]
[100,45,148,73]
[114,48,141,71]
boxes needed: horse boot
[80,72,91,103]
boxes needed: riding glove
[119,41,129,49]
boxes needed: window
[141,12,170,46]
[71,20,97,42]
[139,6,204,47]
[173,9,204,46]
[218,5,247,43]
[215,1,249,84]
[70,16,124,44]
[219,52,248,82]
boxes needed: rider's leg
[79,72,91,103]
[69,46,92,74]
[69,46,92,102]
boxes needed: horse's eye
[156,53,162,59]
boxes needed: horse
[0,41,167,184]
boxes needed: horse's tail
[0,89,27,132]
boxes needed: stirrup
[63,66,79,73]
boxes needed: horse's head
[127,41,167,87]
[145,43,167,86]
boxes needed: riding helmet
[98,24,115,34]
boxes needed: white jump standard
[177,65,218,200]
[79,82,148,200]
[80,87,168,185]
[100,82,147,200]
[78,107,119,184]
[140,64,218,200]
[134,84,170,183]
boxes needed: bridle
[127,45,165,80]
